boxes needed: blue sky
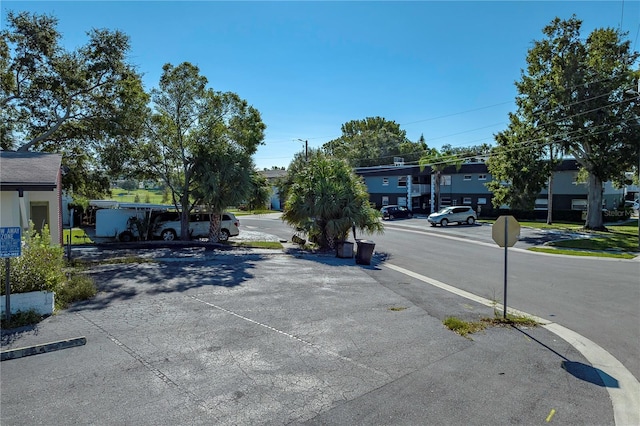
[3,1,639,170]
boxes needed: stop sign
[492,215,520,247]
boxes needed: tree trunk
[585,173,605,230]
[434,172,441,211]
[546,174,553,225]
[180,195,190,240]
[208,213,221,243]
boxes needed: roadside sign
[492,216,520,319]
[0,227,21,258]
[492,215,520,247]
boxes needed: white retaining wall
[1,291,55,316]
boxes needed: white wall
[0,189,61,245]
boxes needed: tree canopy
[139,62,265,240]
[324,117,428,167]
[498,16,639,229]
[282,153,383,249]
[1,11,149,197]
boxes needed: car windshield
[436,207,452,214]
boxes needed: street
[1,213,637,425]
[240,214,640,381]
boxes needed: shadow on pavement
[283,246,391,270]
[513,326,619,388]
[67,250,264,313]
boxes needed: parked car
[151,212,240,241]
[381,205,413,220]
[427,206,477,227]
[624,200,639,210]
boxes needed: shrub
[55,273,97,309]
[0,223,65,295]
[1,309,42,328]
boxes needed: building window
[463,175,472,181]
[398,176,407,187]
[382,177,389,186]
[478,198,487,205]
[440,196,451,206]
[382,196,389,206]
[534,199,548,210]
[571,199,587,210]
[440,175,451,186]
[463,197,472,205]
[478,174,487,180]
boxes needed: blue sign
[0,227,22,258]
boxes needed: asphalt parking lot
[0,243,614,425]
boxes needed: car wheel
[440,219,448,227]
[408,213,413,218]
[118,231,134,242]
[466,216,476,225]
[389,214,395,220]
[219,229,230,241]
[161,229,177,241]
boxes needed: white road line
[384,262,640,426]
[385,224,637,261]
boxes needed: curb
[1,337,86,361]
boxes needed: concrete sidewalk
[1,245,614,425]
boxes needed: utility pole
[296,139,308,161]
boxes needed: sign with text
[0,227,22,258]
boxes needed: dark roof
[355,158,580,177]
[0,151,62,191]
[355,162,491,177]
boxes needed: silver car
[427,206,477,227]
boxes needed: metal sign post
[491,216,520,319]
[503,217,508,319]
[1,227,22,322]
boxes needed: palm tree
[282,154,383,249]
[193,144,253,242]
[419,149,462,213]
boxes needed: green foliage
[443,317,486,338]
[509,16,639,229]
[282,154,384,249]
[324,117,427,167]
[486,114,553,210]
[247,171,271,210]
[0,224,65,295]
[1,11,149,195]
[139,62,265,240]
[1,309,43,329]
[55,273,97,310]
[121,179,138,192]
[419,149,463,211]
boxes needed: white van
[151,212,240,241]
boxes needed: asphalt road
[0,214,637,425]
[239,214,640,381]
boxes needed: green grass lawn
[520,219,638,258]
[62,228,94,245]
[107,188,167,204]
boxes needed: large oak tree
[1,11,148,196]
[503,16,639,230]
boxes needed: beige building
[0,151,63,245]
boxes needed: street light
[296,138,308,162]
